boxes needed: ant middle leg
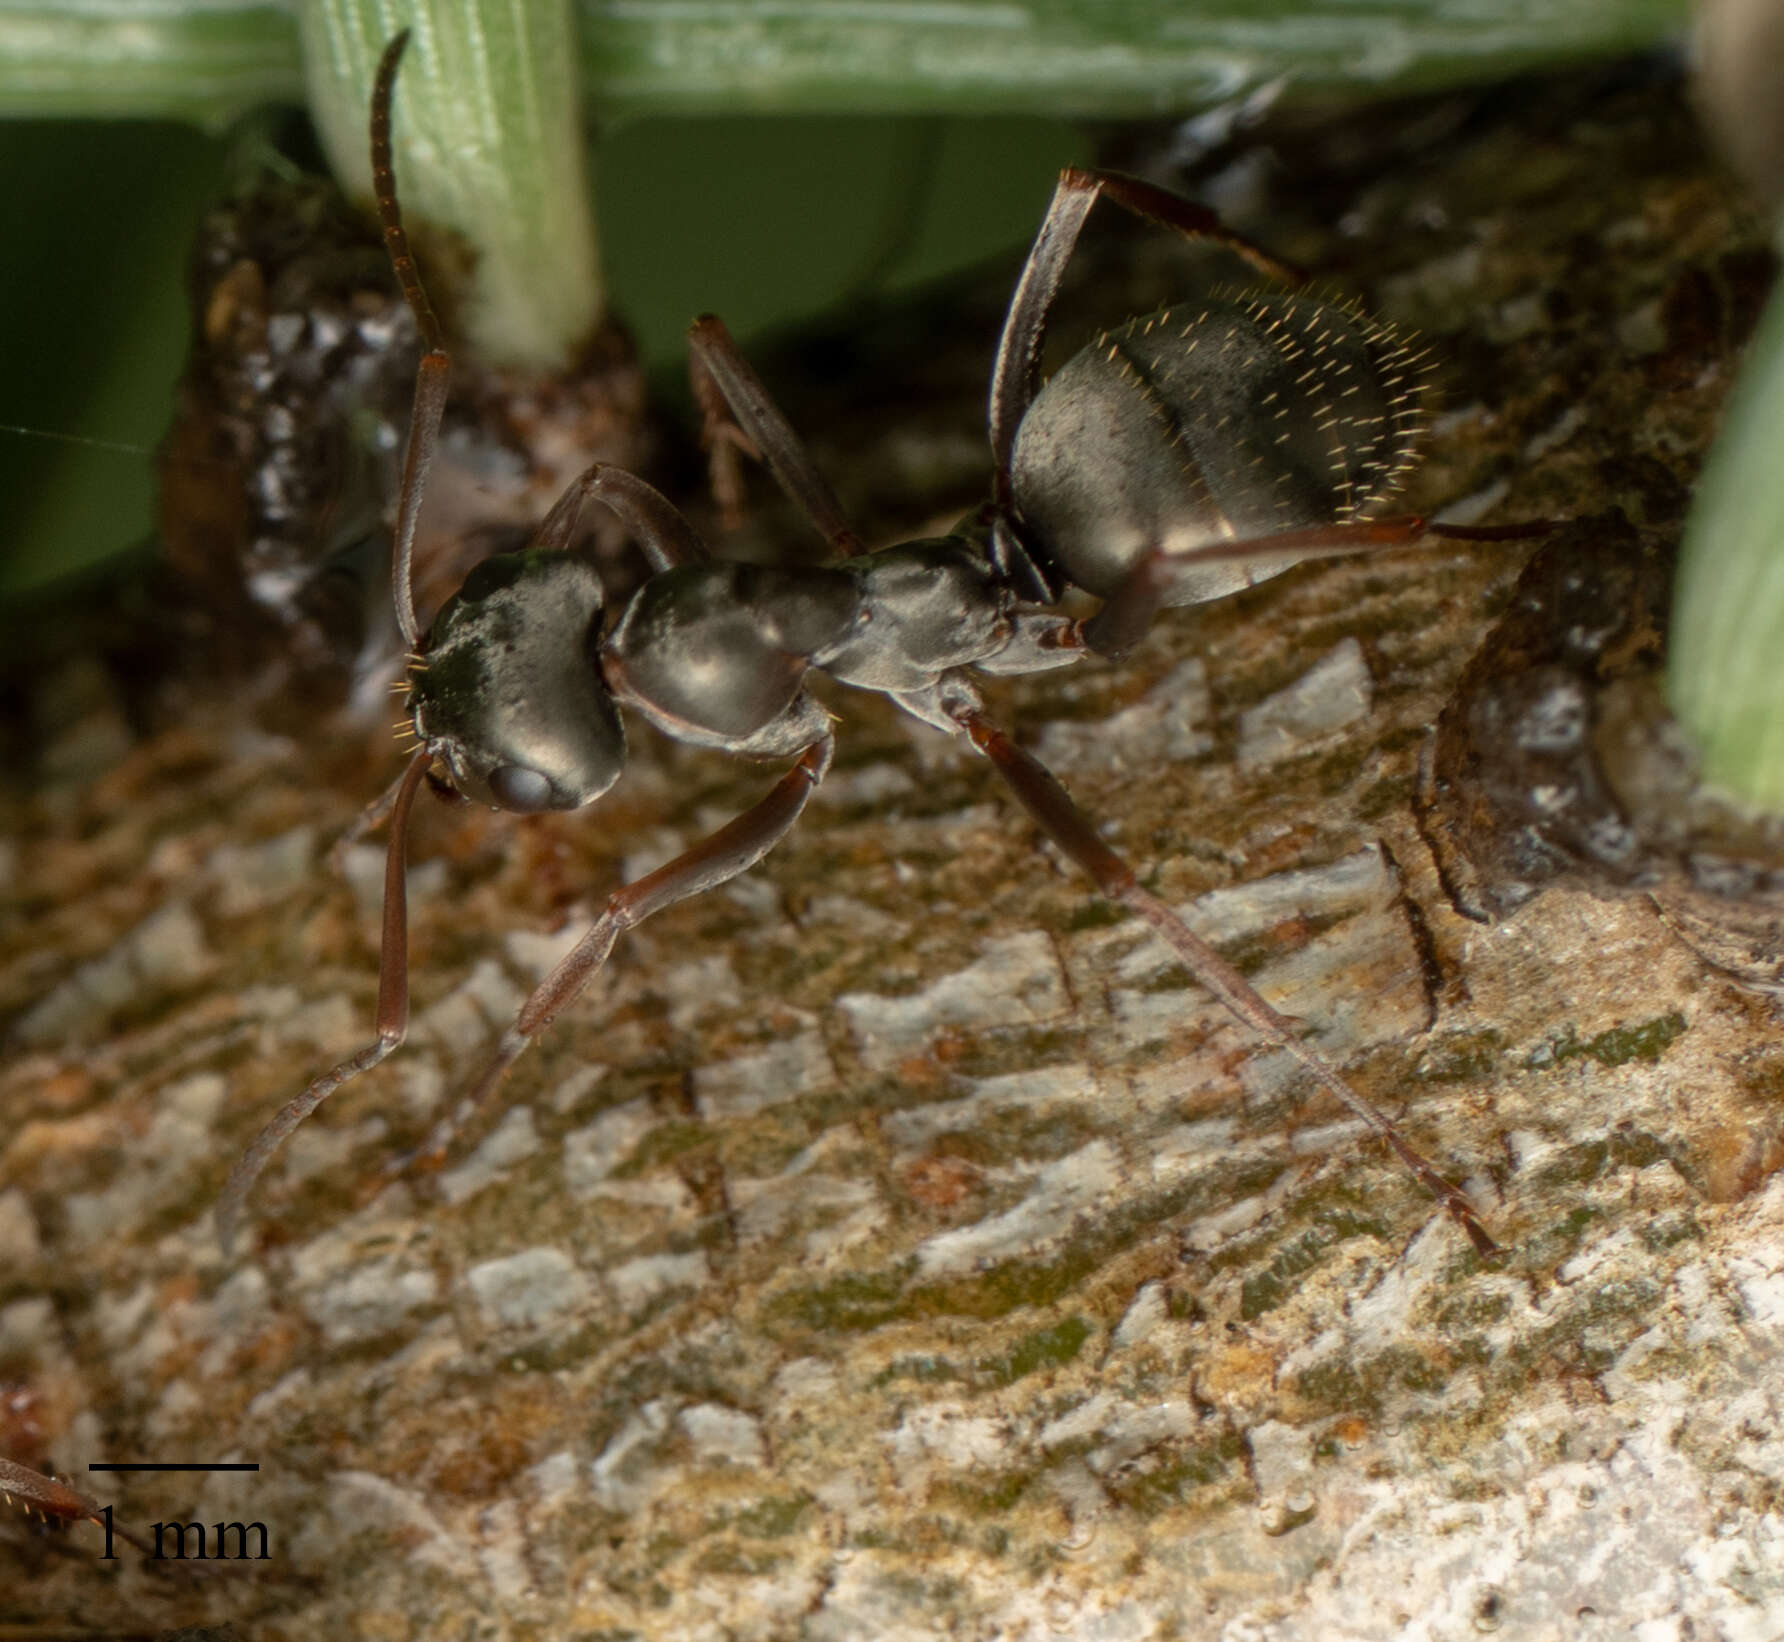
[687,314,867,559]
[414,731,836,1165]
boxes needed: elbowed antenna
[369,28,451,653]
[216,749,431,1255]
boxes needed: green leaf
[0,0,1687,123]
[1668,277,1784,810]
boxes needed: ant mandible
[218,30,1542,1258]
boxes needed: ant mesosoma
[217,30,1544,1258]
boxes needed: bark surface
[3,59,1782,1640]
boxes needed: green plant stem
[1667,276,1784,811]
[298,0,600,369]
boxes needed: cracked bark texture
[5,59,1784,1641]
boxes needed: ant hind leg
[1078,513,1555,662]
[989,167,1306,510]
[950,701,1498,1256]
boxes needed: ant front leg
[534,460,711,571]
[0,1457,102,1529]
[989,167,1305,509]
[687,315,867,559]
[328,763,411,879]
[950,702,1498,1256]
[414,733,836,1164]
[689,332,759,536]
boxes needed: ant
[217,30,1545,1259]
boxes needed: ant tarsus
[0,1456,157,1560]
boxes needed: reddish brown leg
[952,704,1498,1256]
[990,167,1306,508]
[0,1457,156,1559]
[687,314,867,559]
[1,1457,103,1527]
[216,748,433,1255]
[414,733,836,1165]
[328,760,411,878]
[690,341,759,536]
[533,462,710,571]
[1082,513,1555,661]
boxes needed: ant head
[409,546,625,811]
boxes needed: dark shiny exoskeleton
[420,524,1075,793]
[1011,293,1427,606]
[217,30,1542,1258]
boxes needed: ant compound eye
[487,764,555,812]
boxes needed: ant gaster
[217,30,1543,1257]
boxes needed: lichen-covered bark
[3,61,1782,1640]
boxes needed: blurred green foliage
[0,111,1082,592]
[0,0,1686,595]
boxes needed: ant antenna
[215,748,433,1256]
[369,28,451,652]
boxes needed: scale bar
[88,1462,260,1472]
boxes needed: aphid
[157,172,417,685]
[217,31,1544,1258]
